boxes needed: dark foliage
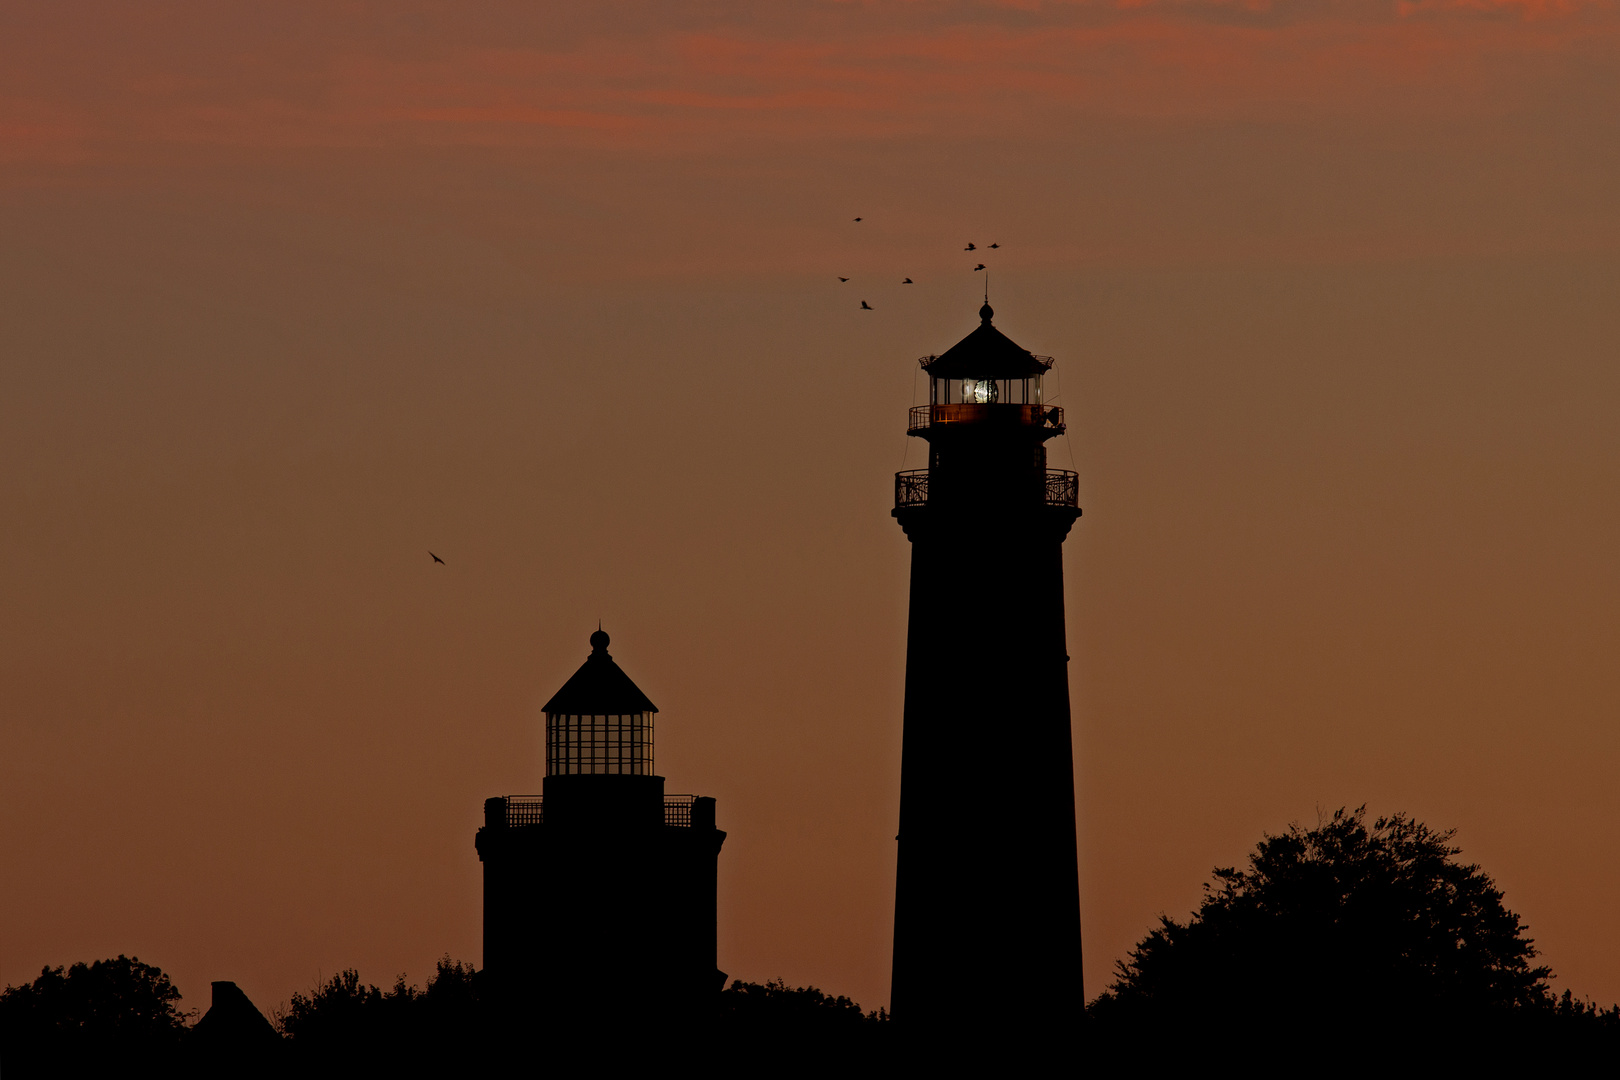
[719,977,887,1031]
[712,978,890,1067]
[0,954,897,1074]
[1088,807,1618,1063]
[0,955,188,1076]
[276,968,888,1069]
[275,957,482,1074]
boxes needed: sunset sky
[4,0,1620,1018]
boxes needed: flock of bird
[843,217,1001,310]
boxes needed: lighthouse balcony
[894,468,1079,510]
[483,794,710,829]
[908,403,1064,434]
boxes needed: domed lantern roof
[921,303,1053,380]
[541,630,658,716]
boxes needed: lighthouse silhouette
[890,302,1084,1041]
[476,629,726,1022]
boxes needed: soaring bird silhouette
[973,263,986,271]
[430,551,445,564]
[838,276,849,282]
[853,216,863,222]
[902,278,914,284]
[860,300,873,310]
[989,242,1000,249]
[964,242,976,251]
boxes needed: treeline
[11,806,1620,1074]
[0,957,889,1077]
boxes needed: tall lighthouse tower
[890,302,1083,1037]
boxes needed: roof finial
[979,275,994,324]
[590,624,610,653]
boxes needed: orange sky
[4,0,1620,1019]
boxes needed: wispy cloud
[0,0,1613,164]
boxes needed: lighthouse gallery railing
[908,403,1064,433]
[485,794,701,828]
[894,469,1079,510]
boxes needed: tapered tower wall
[892,506,1082,1030]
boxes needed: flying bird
[853,216,863,222]
[860,300,873,310]
[964,242,976,251]
[430,551,445,564]
[973,263,986,271]
[989,242,1000,249]
[902,278,913,284]
[838,276,849,282]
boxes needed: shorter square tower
[476,630,726,1016]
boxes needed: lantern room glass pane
[545,711,654,776]
[931,376,1040,406]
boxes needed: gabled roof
[921,303,1053,380]
[541,630,659,715]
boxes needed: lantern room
[906,303,1065,437]
[541,628,658,777]
[896,302,1078,513]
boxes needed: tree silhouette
[711,978,890,1068]
[274,957,484,1073]
[1088,807,1588,1061]
[719,977,887,1031]
[277,968,385,1045]
[0,955,188,1074]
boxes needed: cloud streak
[0,0,1615,164]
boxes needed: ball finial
[979,301,994,323]
[589,628,610,653]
